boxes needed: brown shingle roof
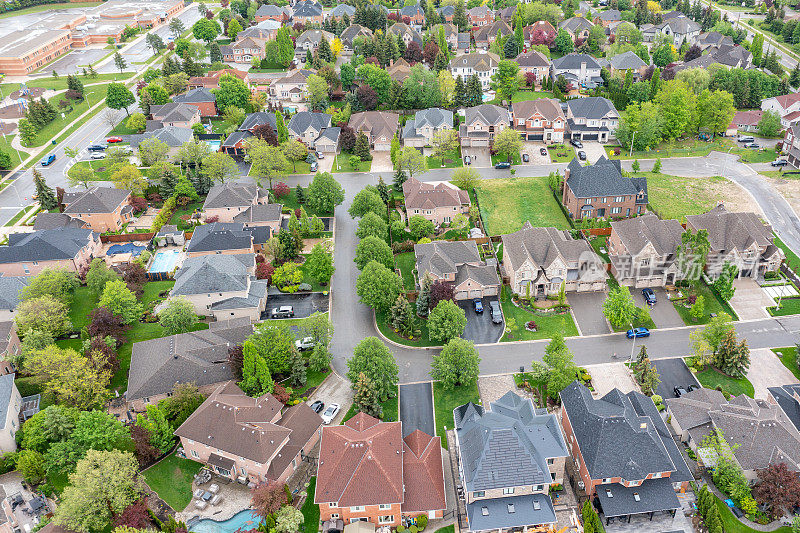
[511,98,564,123]
[349,111,400,142]
[402,430,447,513]
[403,177,469,211]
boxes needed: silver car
[321,403,340,424]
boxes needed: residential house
[502,223,606,297]
[524,20,556,47]
[403,177,469,225]
[436,5,455,23]
[349,111,400,151]
[608,214,684,287]
[0,375,21,453]
[594,9,621,26]
[221,33,270,65]
[732,109,762,133]
[551,53,603,88]
[414,241,500,299]
[459,104,509,148]
[641,14,701,47]
[607,50,648,80]
[32,212,87,231]
[254,4,290,22]
[387,23,423,48]
[329,3,355,20]
[171,253,268,320]
[222,111,277,155]
[292,0,323,24]
[430,23,458,50]
[59,186,132,233]
[684,204,784,278]
[399,3,425,27]
[185,222,270,257]
[453,392,569,533]
[172,88,217,117]
[560,382,694,526]
[467,5,493,26]
[188,68,249,90]
[0,228,101,277]
[674,43,752,73]
[315,412,446,526]
[150,102,201,128]
[314,127,341,153]
[296,29,334,56]
[232,204,283,230]
[0,323,21,375]
[763,92,800,128]
[767,384,800,433]
[177,380,323,484]
[340,24,373,52]
[474,20,511,50]
[496,4,516,22]
[0,277,30,321]
[561,157,647,220]
[387,58,413,83]
[514,50,550,84]
[127,319,253,411]
[565,96,619,142]
[401,108,454,147]
[784,124,800,167]
[253,19,282,41]
[695,31,734,50]
[271,69,315,102]
[511,98,565,142]
[132,126,194,154]
[288,111,333,149]
[558,17,594,42]
[666,389,800,480]
[457,32,471,52]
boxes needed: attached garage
[374,142,391,151]
[582,133,598,141]
[527,133,544,141]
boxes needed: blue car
[641,288,657,305]
[626,327,650,339]
[40,154,56,166]
[473,298,483,313]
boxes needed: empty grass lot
[0,2,101,18]
[772,347,800,380]
[672,282,738,325]
[143,453,203,511]
[640,172,743,223]
[474,176,569,235]
[31,83,110,147]
[301,478,319,533]
[688,360,755,397]
[498,286,579,341]
[432,381,480,449]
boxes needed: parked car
[310,161,318,172]
[295,337,315,351]
[737,135,754,143]
[771,159,788,167]
[494,161,511,169]
[522,153,529,163]
[673,386,688,397]
[473,299,483,313]
[90,152,106,160]
[315,151,324,159]
[310,400,324,413]
[577,150,587,160]
[106,137,123,143]
[87,144,107,152]
[489,300,502,324]
[271,305,294,318]
[540,147,548,156]
[744,142,760,149]
[321,403,340,424]
[464,155,471,165]
[641,288,657,305]
[626,327,650,339]
[40,154,56,166]
[571,139,583,148]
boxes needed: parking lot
[652,358,700,400]
[632,287,684,328]
[567,291,610,335]
[457,297,504,344]
[46,48,111,76]
[263,292,329,320]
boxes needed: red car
[106,137,123,143]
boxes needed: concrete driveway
[653,358,700,400]
[585,362,638,396]
[567,291,610,335]
[371,151,393,172]
[458,297,504,344]
[316,152,335,173]
[728,278,772,320]
[398,382,434,436]
[579,141,609,163]
[747,348,799,399]
[307,372,353,426]
[461,146,491,168]
[632,288,684,328]
[264,292,329,320]
[520,142,550,165]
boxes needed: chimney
[580,61,587,82]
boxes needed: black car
[522,153,529,163]
[771,159,788,167]
[494,161,511,169]
[744,142,760,149]
[87,144,107,152]
[642,287,657,305]
[577,150,587,160]
[540,147,548,156]
[571,139,583,148]
[310,400,324,413]
[674,386,688,398]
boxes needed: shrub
[274,182,290,198]
[526,320,537,330]
[205,215,219,223]
[391,240,414,253]
[298,283,312,291]
[129,196,147,214]
[416,515,427,530]
[687,294,697,305]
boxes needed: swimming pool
[148,249,181,273]
[189,510,261,533]
[204,139,222,151]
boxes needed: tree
[451,167,480,190]
[758,109,781,137]
[248,139,289,189]
[214,74,250,111]
[126,113,146,133]
[493,127,523,163]
[349,188,386,219]
[409,215,434,240]
[252,482,286,521]
[431,338,480,389]
[85,259,119,297]
[304,244,334,286]
[697,89,736,137]
[689,295,705,321]
[717,329,750,378]
[110,164,147,197]
[491,60,521,101]
[753,463,800,520]
[227,18,242,39]
[541,333,578,399]
[113,52,127,74]
[197,151,236,185]
[438,70,456,107]
[554,29,574,55]
[134,405,173,452]
[677,229,710,285]
[634,356,660,395]
[353,372,383,418]
[355,235,394,271]
[357,211,388,241]
[281,140,309,172]
[21,268,78,304]
[397,146,428,177]
[347,337,398,401]
[696,312,734,357]
[431,129,459,166]
[106,83,135,115]
[54,450,139,533]
[246,322,297,379]
[356,261,403,313]
[169,18,185,38]
[306,74,329,110]
[98,280,142,325]
[602,287,638,330]
[158,297,198,335]
[192,17,221,42]
[145,33,165,56]
[713,262,738,301]
[655,80,696,141]
[137,137,170,167]
[307,172,344,213]
[428,300,467,343]
[354,132,372,162]
[33,170,58,211]
[275,506,304,533]
[15,295,71,338]
[25,346,110,409]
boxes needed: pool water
[189,510,261,533]
[205,139,222,151]
[148,249,181,273]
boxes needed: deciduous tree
[158,297,198,335]
[347,337,398,401]
[431,337,480,389]
[98,280,142,325]
[428,299,467,343]
[356,261,403,313]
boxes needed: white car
[321,403,340,424]
[295,337,315,351]
[90,152,106,160]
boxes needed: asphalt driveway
[632,288,684,328]
[458,297,504,344]
[567,291,611,335]
[652,358,700,400]
[398,382,434,436]
[47,48,110,76]
[264,291,329,320]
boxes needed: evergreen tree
[504,36,519,58]
[182,55,203,77]
[276,113,289,143]
[433,50,449,71]
[388,294,414,335]
[467,74,482,106]
[353,372,383,418]
[318,37,334,63]
[288,350,307,387]
[376,176,390,204]
[791,64,800,88]
[33,170,58,211]
[295,184,306,204]
[635,357,660,396]
[454,75,466,107]
[393,168,407,191]
[354,132,371,161]
[453,0,468,31]
[417,273,432,316]
[209,41,222,64]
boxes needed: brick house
[414,241,500,299]
[430,23,458,50]
[150,102,201,128]
[271,69,315,102]
[401,108,454,148]
[732,109,762,133]
[467,5,494,26]
[203,183,270,223]
[559,382,693,526]
[474,20,511,50]
[329,4,356,21]
[172,88,217,117]
[186,222,269,258]
[403,176,469,224]
[176,380,323,485]
[0,228,100,277]
[436,6,455,23]
[524,21,557,47]
[287,111,334,149]
[565,97,619,143]
[558,17,594,42]
[399,3,425,26]
[561,157,647,220]
[514,50,550,84]
[292,0,324,25]
[349,111,399,151]
[608,214,684,287]
[61,186,132,232]
[387,23,423,48]
[254,4,290,22]
[594,9,622,26]
[459,104,508,147]
[511,98,565,143]
[315,412,447,527]
[188,68,249,90]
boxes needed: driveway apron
[398,382,435,437]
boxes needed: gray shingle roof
[293,0,323,17]
[515,50,550,68]
[32,213,87,231]
[609,50,647,70]
[172,253,254,295]
[203,183,263,210]
[565,156,647,201]
[552,52,601,71]
[463,104,508,127]
[150,102,200,123]
[415,240,481,279]
[0,276,30,311]
[331,3,355,17]
[210,278,268,310]
[62,186,130,215]
[240,112,277,133]
[173,87,216,103]
[288,111,331,137]
[134,126,194,147]
[387,23,422,45]
[450,51,501,71]
[0,374,15,430]
[685,205,774,254]
[475,20,511,42]
[768,384,800,433]
[340,24,372,46]
[412,108,453,130]
[232,203,282,224]
[0,228,96,264]
[558,17,594,34]
[659,14,700,34]
[466,494,556,531]
[186,222,254,253]
[597,9,621,21]
[316,127,340,145]
[296,29,333,46]
[595,477,681,518]
[610,214,684,256]
[400,3,424,17]
[455,263,500,287]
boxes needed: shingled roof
[172,254,254,296]
[288,111,331,136]
[173,87,216,103]
[62,186,130,215]
[186,222,254,253]
[402,177,468,211]
[511,98,564,122]
[203,183,265,210]
[685,205,774,253]
[0,276,30,312]
[414,240,481,279]
[449,52,501,72]
[0,228,96,264]
[232,203,282,225]
[150,102,200,123]
[610,214,684,256]
[565,157,647,202]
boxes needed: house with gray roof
[171,253,268,321]
[232,203,283,232]
[387,22,423,47]
[558,16,595,42]
[0,374,21,453]
[437,5,455,22]
[453,391,568,532]
[0,277,30,321]
[768,384,800,433]
[414,240,500,299]
[457,32,470,52]
[295,29,334,55]
[430,23,458,49]
[61,186,132,233]
[551,53,603,88]
[608,214,684,287]
[467,4,493,25]
[514,50,550,82]
[641,14,700,47]
[32,212,88,231]
[287,111,338,151]
[403,176,469,225]
[565,96,619,142]
[254,3,290,21]
[562,156,646,220]
[340,24,372,50]
[292,0,323,24]
[501,222,606,298]
[474,20,511,49]
[402,108,453,148]
[203,182,270,223]
[133,126,194,149]
[608,50,648,79]
[399,3,425,27]
[594,9,621,25]
[186,222,269,257]
[172,88,217,117]
[223,111,278,155]
[560,382,693,525]
[459,104,509,148]
[0,228,101,277]
[329,3,355,19]
[126,318,254,410]
[666,389,800,480]
[450,52,501,90]
[150,102,201,128]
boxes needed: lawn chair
[194,489,205,499]
[210,495,222,506]
[194,500,207,510]
[208,484,219,494]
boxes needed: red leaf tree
[753,463,800,519]
[131,425,160,466]
[423,41,440,65]
[529,28,554,47]
[113,500,153,529]
[273,182,290,198]
[256,262,275,282]
[251,482,287,520]
[404,41,423,63]
[524,71,537,87]
[88,307,129,346]
[429,280,455,309]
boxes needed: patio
[176,468,253,523]
[0,471,53,533]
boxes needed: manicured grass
[588,234,609,262]
[491,151,522,165]
[0,135,23,168]
[605,138,737,160]
[288,160,312,175]
[0,73,128,95]
[4,205,36,227]
[332,153,371,173]
[301,477,319,533]
[67,159,115,181]
[474,176,569,235]
[206,118,230,134]
[395,252,416,291]
[278,188,332,217]
[672,282,738,325]
[774,236,800,271]
[434,527,455,533]
[0,2,101,18]
[498,286,579,342]
[432,381,479,449]
[510,90,556,103]
[69,285,97,330]
[427,147,462,168]
[734,146,779,163]
[375,309,439,347]
[714,495,792,533]
[642,172,742,223]
[143,453,203,511]
[690,361,755,398]
[169,200,203,226]
[768,296,800,316]
[298,254,331,293]
[772,347,800,380]
[548,143,574,163]
[108,120,140,136]
[343,386,399,422]
[30,83,109,147]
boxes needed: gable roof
[232,203,283,225]
[349,111,400,140]
[525,20,557,40]
[32,212,88,231]
[172,253,254,295]
[511,98,564,122]
[203,183,263,210]
[464,104,508,126]
[403,176,467,211]
[150,102,200,123]
[515,50,550,68]
[239,112,277,132]
[412,108,453,130]
[186,222,254,253]
[401,430,447,513]
[415,240,481,279]
[502,223,602,274]
[552,52,602,71]
[609,50,647,70]
[566,96,618,120]
[0,276,30,311]
[685,205,774,253]
[173,87,216,104]
[387,22,423,45]
[610,214,684,256]
[255,4,288,17]
[293,0,323,17]
[475,20,511,42]
[0,228,96,264]
[330,3,355,17]
[768,384,800,433]
[62,186,130,215]
[597,9,621,21]
[565,156,647,202]
[559,16,594,33]
[400,3,425,17]
[135,126,194,147]
[296,29,333,45]
[659,14,700,34]
[288,111,331,135]
[340,24,372,46]
[468,4,492,18]
[450,51,501,71]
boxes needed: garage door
[455,291,468,300]
[583,134,598,141]
[374,142,390,151]
[468,289,483,298]
[483,286,498,296]
[473,139,489,147]
[528,134,543,141]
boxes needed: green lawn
[395,252,416,291]
[0,73,129,95]
[278,188,332,217]
[773,347,800,380]
[31,83,110,147]
[715,496,792,533]
[67,159,115,181]
[333,153,371,173]
[510,90,556,103]
[774,236,800,271]
[298,254,331,293]
[375,309,439,347]
[0,2,101,18]
[301,477,319,533]
[108,120,140,136]
[474,176,569,235]
[69,285,97,330]
[690,361,755,397]
[427,147,462,168]
[432,381,480,449]
[588,235,610,263]
[142,453,203,511]
[343,386,399,422]
[288,160,312,175]
[672,282,738,325]
[498,286,579,341]
[15,375,56,409]
[768,296,800,316]
[548,143,574,163]
[169,201,203,226]
[734,146,778,163]
[642,172,743,223]
[4,205,36,227]
[0,135,23,168]
[605,138,740,160]
[491,151,522,165]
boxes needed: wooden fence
[101,232,155,243]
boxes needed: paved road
[398,382,434,437]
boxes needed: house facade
[514,50,550,83]
[449,52,500,90]
[172,88,217,117]
[511,98,565,142]
[562,157,647,220]
[401,108,453,147]
[403,177,469,224]
[271,69,314,102]
[467,5,494,25]
[414,241,501,299]
[61,187,132,232]
[608,214,684,287]
[459,104,509,148]
[551,53,602,88]
[641,14,701,47]
[474,20,512,49]
[565,96,619,142]
[150,102,201,128]
[0,228,100,277]
[349,111,399,151]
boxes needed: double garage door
[455,286,499,300]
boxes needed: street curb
[372,310,443,350]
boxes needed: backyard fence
[101,232,155,243]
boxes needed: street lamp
[629,322,637,362]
